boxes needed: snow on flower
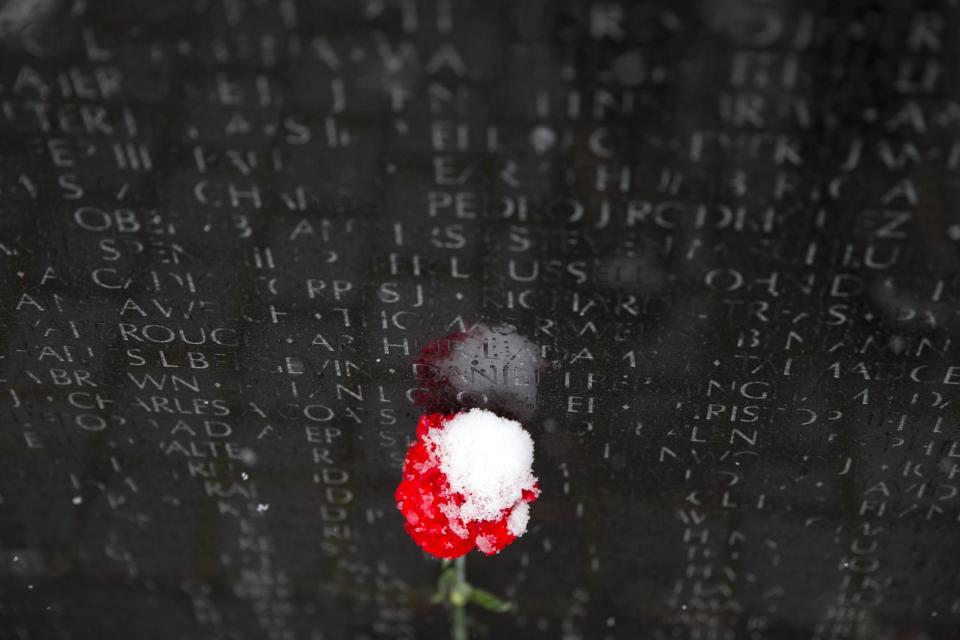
[395,409,540,559]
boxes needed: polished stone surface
[1,1,959,638]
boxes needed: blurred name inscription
[1,1,960,639]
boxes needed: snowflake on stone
[395,409,540,559]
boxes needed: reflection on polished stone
[414,323,543,421]
[1,0,960,638]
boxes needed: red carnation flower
[395,409,540,559]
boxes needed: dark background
[1,0,959,638]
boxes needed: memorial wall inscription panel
[1,0,960,638]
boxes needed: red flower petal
[472,513,517,555]
[395,412,538,559]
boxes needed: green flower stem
[433,555,513,639]
[451,556,468,640]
